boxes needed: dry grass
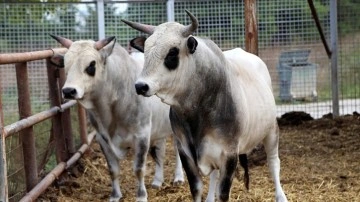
[40,114,360,202]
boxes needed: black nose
[135,82,149,95]
[62,87,77,99]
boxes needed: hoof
[136,196,148,202]
[151,184,161,189]
[173,180,184,186]
[109,196,121,202]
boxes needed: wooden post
[245,0,258,55]
[58,68,75,155]
[78,106,88,145]
[0,68,8,201]
[15,62,38,191]
[46,58,68,163]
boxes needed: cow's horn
[182,10,198,37]
[94,36,116,50]
[121,19,155,35]
[49,34,73,48]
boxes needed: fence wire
[0,0,359,200]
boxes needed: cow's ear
[50,53,65,68]
[130,36,146,53]
[187,36,197,54]
[100,38,116,59]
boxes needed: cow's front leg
[173,141,185,186]
[134,136,150,202]
[178,146,203,202]
[217,155,238,202]
[96,133,123,202]
[149,139,166,188]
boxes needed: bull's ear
[187,36,197,54]
[130,36,146,53]
[100,37,116,59]
[50,53,65,68]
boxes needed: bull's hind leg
[96,134,123,202]
[263,126,288,202]
[172,140,184,185]
[217,155,238,202]
[134,136,150,202]
[149,139,166,188]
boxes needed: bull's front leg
[134,136,150,202]
[96,133,123,202]
[217,155,238,202]
[173,140,185,186]
[178,145,203,202]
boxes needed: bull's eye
[164,47,179,70]
[85,60,96,76]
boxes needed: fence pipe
[4,100,76,138]
[0,70,8,201]
[244,0,258,55]
[58,68,75,155]
[97,0,105,40]
[330,0,339,117]
[0,48,66,65]
[18,131,96,202]
[15,62,38,192]
[166,0,175,22]
[46,58,69,163]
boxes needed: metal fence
[0,0,359,200]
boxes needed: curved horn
[182,10,199,37]
[121,19,155,35]
[94,36,116,50]
[49,34,73,48]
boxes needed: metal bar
[77,106,88,145]
[167,0,175,22]
[97,0,105,40]
[46,58,68,163]
[58,68,75,156]
[244,0,258,55]
[0,64,8,202]
[330,0,339,117]
[307,0,332,58]
[0,48,67,65]
[19,131,96,202]
[15,62,38,192]
[4,100,77,138]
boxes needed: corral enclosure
[0,0,359,201]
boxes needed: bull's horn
[121,19,155,35]
[49,34,73,48]
[182,10,198,37]
[94,36,116,50]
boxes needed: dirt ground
[40,112,360,202]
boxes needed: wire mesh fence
[0,0,359,200]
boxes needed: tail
[239,154,249,190]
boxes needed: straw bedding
[40,112,360,201]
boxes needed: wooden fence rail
[0,48,91,202]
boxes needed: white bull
[122,10,288,202]
[49,35,184,202]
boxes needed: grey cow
[50,35,184,202]
[122,10,288,202]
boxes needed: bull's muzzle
[135,82,149,96]
[62,87,77,99]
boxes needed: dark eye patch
[164,47,179,71]
[85,60,96,76]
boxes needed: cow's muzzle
[62,87,77,99]
[135,82,149,96]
